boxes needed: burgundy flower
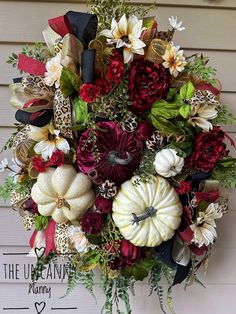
[49,150,64,167]
[95,78,112,95]
[129,58,170,113]
[80,83,100,103]
[77,121,143,185]
[194,191,219,204]
[95,195,113,214]
[22,198,38,214]
[32,156,47,173]
[137,121,154,141]
[81,212,105,234]
[106,52,125,84]
[175,180,192,195]
[188,127,229,172]
[109,239,143,269]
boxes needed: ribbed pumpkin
[31,165,95,223]
[112,175,182,247]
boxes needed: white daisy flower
[169,16,185,32]
[44,53,62,88]
[100,14,146,64]
[162,43,187,77]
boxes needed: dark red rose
[137,121,154,141]
[129,58,170,113]
[175,180,192,195]
[77,121,143,185]
[188,127,229,172]
[95,78,112,95]
[106,52,125,84]
[194,191,219,204]
[32,156,47,173]
[80,83,100,103]
[49,150,64,167]
[95,196,113,214]
[120,239,141,261]
[22,198,38,214]
[109,239,143,269]
[81,212,105,234]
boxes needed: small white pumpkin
[154,148,184,177]
[112,175,182,247]
[31,165,95,223]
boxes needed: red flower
[95,195,113,214]
[137,121,154,141]
[120,239,141,261]
[188,127,229,172]
[175,180,192,195]
[194,191,219,204]
[106,52,125,84]
[109,239,143,269]
[22,198,38,214]
[32,156,47,173]
[129,58,170,113]
[77,121,143,185]
[49,150,64,167]
[95,78,112,95]
[80,83,100,103]
[81,212,105,234]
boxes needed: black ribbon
[15,110,53,127]
[155,238,192,286]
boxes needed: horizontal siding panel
[0,283,236,314]
[0,2,236,50]
[1,44,236,91]
[2,0,236,8]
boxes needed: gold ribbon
[144,39,167,64]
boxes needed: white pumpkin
[31,165,95,223]
[112,175,182,247]
[154,148,184,177]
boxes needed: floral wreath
[1,1,236,313]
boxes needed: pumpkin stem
[108,151,132,166]
[131,206,157,226]
[56,197,70,210]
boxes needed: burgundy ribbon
[18,54,46,76]
[48,15,72,37]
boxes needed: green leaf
[122,258,156,281]
[179,104,191,118]
[151,115,185,135]
[60,67,81,97]
[151,100,180,119]
[180,81,195,100]
[35,215,42,231]
[73,97,88,124]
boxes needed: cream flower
[190,203,223,247]
[100,14,146,64]
[188,104,218,131]
[162,43,187,77]
[67,225,96,254]
[29,123,70,160]
[44,53,62,88]
[169,16,185,32]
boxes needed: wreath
[1,1,236,313]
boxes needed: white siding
[0,1,236,313]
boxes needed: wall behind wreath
[0,0,236,313]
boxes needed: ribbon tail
[18,54,46,76]
[45,219,57,256]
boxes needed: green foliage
[0,176,14,201]
[62,260,95,299]
[211,157,236,188]
[185,54,217,84]
[73,97,88,126]
[179,104,191,118]
[122,257,156,281]
[180,81,195,100]
[133,149,156,184]
[60,67,81,97]
[0,176,35,201]
[31,252,57,282]
[1,124,24,153]
[7,42,50,68]
[100,274,135,314]
[87,0,157,31]
[212,104,236,125]
[35,215,50,231]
